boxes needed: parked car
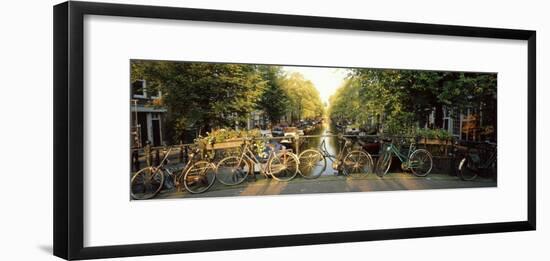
[260,129,273,138]
[272,127,284,137]
[283,127,298,137]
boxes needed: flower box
[421,138,451,145]
[206,139,244,150]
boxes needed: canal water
[299,122,343,176]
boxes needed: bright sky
[282,66,349,105]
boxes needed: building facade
[426,106,495,142]
[130,80,167,148]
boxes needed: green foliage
[328,68,497,137]
[256,66,290,124]
[281,72,324,121]
[132,61,266,142]
[194,128,266,156]
[415,128,453,141]
[131,61,325,144]
[195,128,261,144]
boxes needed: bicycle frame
[466,143,497,170]
[171,147,203,187]
[318,137,350,163]
[458,142,497,181]
[150,147,173,173]
[382,142,415,163]
[130,147,174,199]
[482,150,497,169]
[235,141,277,175]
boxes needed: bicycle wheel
[375,152,392,177]
[342,150,373,177]
[458,157,478,181]
[216,156,250,185]
[298,149,326,179]
[131,167,164,200]
[268,151,299,182]
[181,161,216,194]
[409,149,433,177]
[490,161,497,182]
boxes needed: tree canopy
[281,72,324,122]
[256,65,290,124]
[131,61,325,143]
[329,68,497,136]
[132,61,265,140]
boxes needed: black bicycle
[458,141,497,181]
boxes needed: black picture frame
[53,1,536,260]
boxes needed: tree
[131,61,265,142]
[281,72,324,122]
[256,66,290,124]
[329,68,497,137]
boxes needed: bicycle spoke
[270,152,298,181]
[183,162,216,194]
[343,151,371,176]
[131,167,164,200]
[299,150,325,179]
[409,150,432,177]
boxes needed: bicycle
[130,146,216,199]
[458,141,497,181]
[298,134,374,179]
[375,138,433,177]
[215,137,300,185]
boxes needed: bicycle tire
[375,152,392,177]
[130,167,165,200]
[342,150,373,177]
[216,156,250,185]
[458,157,478,181]
[181,161,216,194]
[298,149,326,179]
[409,149,433,177]
[268,151,299,182]
[496,162,498,182]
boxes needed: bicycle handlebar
[484,140,497,147]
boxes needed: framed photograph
[54,1,536,260]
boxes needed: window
[442,107,453,135]
[461,107,481,141]
[132,80,161,99]
[452,111,460,137]
[132,80,146,98]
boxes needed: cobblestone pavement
[153,172,497,200]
